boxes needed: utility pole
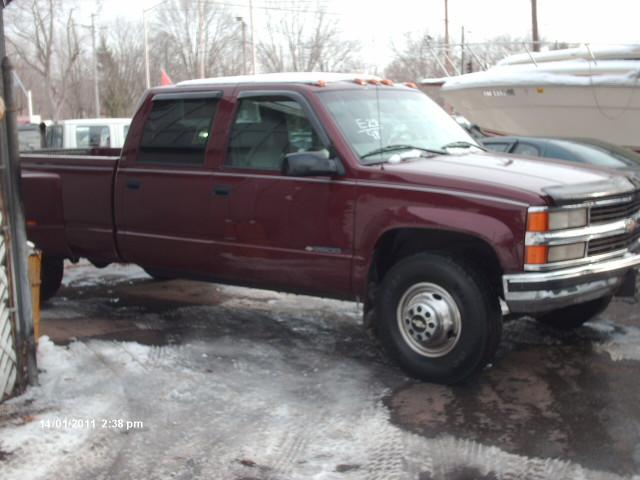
[236,17,247,75]
[91,14,100,117]
[143,8,151,89]
[531,0,540,52]
[444,0,450,74]
[460,25,465,74]
[198,1,206,78]
[249,0,256,74]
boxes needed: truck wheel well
[368,228,504,302]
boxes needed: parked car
[20,73,640,384]
[481,136,640,176]
[44,118,131,149]
[18,123,43,151]
[452,114,486,140]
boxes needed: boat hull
[442,83,640,149]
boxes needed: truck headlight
[525,243,587,264]
[527,208,588,232]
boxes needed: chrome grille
[588,230,640,256]
[590,193,640,225]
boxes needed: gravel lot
[1,261,639,479]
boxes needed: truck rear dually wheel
[535,295,612,330]
[375,253,502,384]
[41,256,64,302]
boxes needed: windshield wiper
[441,141,486,151]
[361,144,446,161]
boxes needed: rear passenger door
[211,92,356,297]
[115,91,222,274]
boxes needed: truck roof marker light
[404,82,417,88]
[381,79,394,86]
[525,245,549,265]
[368,79,380,85]
[527,211,549,232]
[315,80,327,87]
[354,78,367,86]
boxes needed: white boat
[438,45,640,150]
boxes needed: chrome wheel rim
[396,282,462,358]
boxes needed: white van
[45,118,131,149]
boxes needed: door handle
[126,179,141,190]
[213,184,232,197]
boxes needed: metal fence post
[0,5,38,397]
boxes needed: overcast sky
[79,0,640,71]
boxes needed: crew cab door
[211,91,356,297]
[114,91,223,274]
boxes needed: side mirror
[282,151,343,177]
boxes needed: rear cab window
[484,142,511,153]
[76,125,110,148]
[512,142,541,157]
[138,92,221,166]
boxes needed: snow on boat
[439,45,640,150]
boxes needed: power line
[141,0,343,16]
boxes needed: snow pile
[442,59,640,90]
[62,260,149,288]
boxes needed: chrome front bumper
[503,252,640,313]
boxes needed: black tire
[41,256,64,302]
[375,253,502,384]
[535,295,612,330]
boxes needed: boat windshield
[317,88,477,165]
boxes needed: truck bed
[21,148,121,264]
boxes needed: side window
[76,125,110,148]
[138,97,219,165]
[226,96,324,171]
[484,142,511,153]
[46,125,63,148]
[513,142,540,157]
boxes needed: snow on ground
[1,261,639,479]
[592,321,640,362]
[0,334,634,479]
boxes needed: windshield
[318,88,477,165]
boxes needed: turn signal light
[527,211,549,232]
[525,245,548,265]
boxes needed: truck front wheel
[375,253,502,384]
[41,256,64,302]
[535,295,612,330]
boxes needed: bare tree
[385,33,537,83]
[258,8,362,73]
[151,0,242,81]
[98,19,146,117]
[385,32,448,82]
[5,0,83,119]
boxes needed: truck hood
[378,152,639,206]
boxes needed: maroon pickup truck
[21,73,640,384]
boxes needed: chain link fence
[0,209,17,399]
